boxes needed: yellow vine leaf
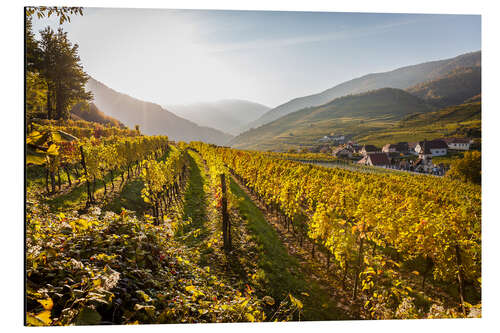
[289,294,303,309]
[37,298,53,310]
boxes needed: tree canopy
[25,6,83,25]
[447,150,481,184]
[25,7,92,120]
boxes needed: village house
[347,141,361,153]
[415,139,448,157]
[408,142,418,155]
[357,152,391,167]
[360,144,379,156]
[444,137,472,151]
[395,142,409,155]
[332,146,353,158]
[318,134,346,144]
[382,143,397,153]
[382,142,409,154]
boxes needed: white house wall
[430,148,447,156]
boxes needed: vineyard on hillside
[25,120,481,325]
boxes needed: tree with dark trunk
[38,27,92,120]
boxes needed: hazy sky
[32,8,481,108]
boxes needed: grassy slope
[232,99,481,151]
[231,88,433,151]
[229,177,346,321]
[177,151,210,246]
[176,150,346,320]
[356,101,481,146]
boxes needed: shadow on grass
[229,177,347,321]
[101,179,147,216]
[177,152,209,246]
[44,171,119,211]
[44,180,93,211]
[42,150,173,212]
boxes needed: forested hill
[230,88,433,150]
[241,51,480,132]
[406,66,481,108]
[86,77,233,145]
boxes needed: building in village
[382,143,397,153]
[347,141,362,153]
[443,137,472,151]
[357,152,391,167]
[332,146,353,158]
[318,134,347,144]
[415,139,448,157]
[382,142,409,155]
[360,144,379,156]
[408,142,419,155]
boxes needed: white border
[2,0,499,332]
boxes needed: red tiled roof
[368,153,390,166]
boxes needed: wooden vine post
[220,173,231,252]
[80,145,93,206]
[455,245,467,316]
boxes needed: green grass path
[229,177,347,321]
[178,150,347,321]
[177,151,209,246]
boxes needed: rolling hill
[166,99,270,135]
[406,66,481,108]
[240,51,480,132]
[86,77,233,145]
[230,88,434,151]
[356,101,481,146]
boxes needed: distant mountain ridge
[230,88,433,150]
[86,77,233,145]
[406,66,481,108]
[166,99,270,135]
[241,51,481,132]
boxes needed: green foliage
[25,16,42,72]
[26,6,84,25]
[37,26,92,119]
[193,142,481,319]
[447,151,481,184]
[26,9,91,121]
[26,206,267,325]
[26,71,48,118]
